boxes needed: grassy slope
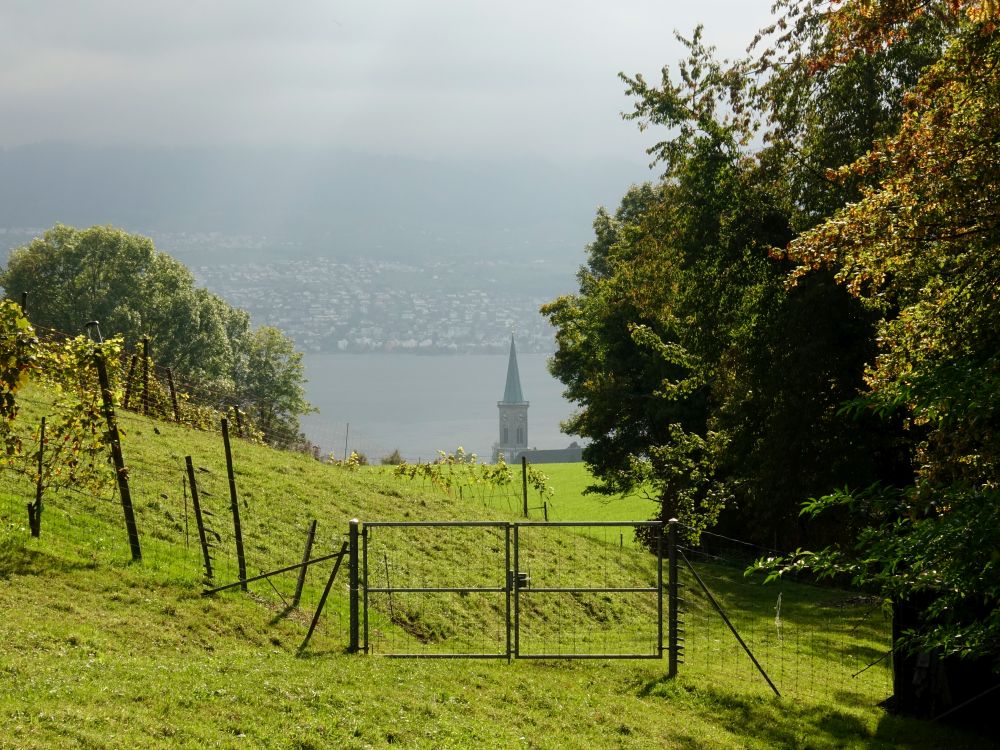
[0,391,994,749]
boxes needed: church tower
[492,336,528,463]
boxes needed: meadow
[0,389,994,749]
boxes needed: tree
[544,29,891,546]
[775,10,1000,659]
[1,224,311,444]
[232,326,313,447]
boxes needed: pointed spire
[502,335,526,404]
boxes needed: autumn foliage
[544,0,1000,663]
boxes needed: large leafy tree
[778,7,1000,658]
[232,325,312,447]
[1,224,311,444]
[544,29,896,546]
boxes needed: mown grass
[1,388,995,749]
[531,463,657,527]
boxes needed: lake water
[299,353,579,463]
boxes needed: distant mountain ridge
[0,143,647,265]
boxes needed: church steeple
[493,335,529,462]
[502,335,526,404]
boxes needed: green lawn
[530,463,658,525]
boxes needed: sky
[1,1,775,164]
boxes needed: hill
[0,144,644,266]
[0,386,994,748]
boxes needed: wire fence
[676,525,893,704]
[0,383,351,649]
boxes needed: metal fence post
[348,519,360,653]
[668,518,679,678]
[521,456,528,517]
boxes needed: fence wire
[677,527,893,704]
[363,523,509,657]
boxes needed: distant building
[492,336,582,464]
[492,336,529,463]
[517,442,583,464]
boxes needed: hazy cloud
[1,1,773,160]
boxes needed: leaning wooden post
[221,418,247,590]
[122,354,137,410]
[668,518,679,678]
[521,456,529,518]
[27,416,45,537]
[141,336,150,417]
[292,519,318,608]
[185,456,213,581]
[94,350,142,562]
[348,519,360,652]
[166,368,180,422]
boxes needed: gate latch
[507,570,530,590]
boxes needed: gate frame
[357,519,669,660]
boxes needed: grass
[531,463,658,527]
[1,387,996,748]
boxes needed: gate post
[348,519,360,653]
[668,518,679,678]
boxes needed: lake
[299,352,579,463]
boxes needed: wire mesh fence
[514,523,661,659]
[363,522,510,657]
[0,378,352,651]
[676,527,893,704]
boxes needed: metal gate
[361,520,664,659]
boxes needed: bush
[381,448,404,465]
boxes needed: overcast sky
[1,1,775,163]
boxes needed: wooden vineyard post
[185,456,213,581]
[122,354,137,410]
[221,418,247,590]
[292,519,318,608]
[233,406,244,439]
[26,416,45,537]
[141,336,150,416]
[94,351,142,562]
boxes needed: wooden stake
[221,418,247,590]
[185,456,213,581]
[94,351,142,562]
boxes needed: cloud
[0,1,773,159]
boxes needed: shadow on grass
[632,674,996,749]
[874,710,999,749]
[294,647,351,660]
[0,537,97,579]
[268,603,297,625]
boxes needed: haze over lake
[300,352,578,463]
